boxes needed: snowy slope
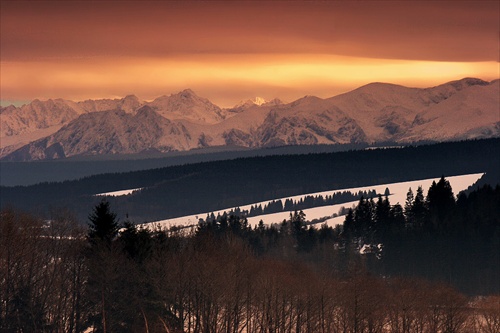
[141,173,484,230]
[404,80,500,141]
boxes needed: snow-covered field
[95,187,143,197]
[142,173,484,230]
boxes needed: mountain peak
[448,77,489,89]
[147,89,224,124]
[0,104,17,113]
[352,81,406,92]
[291,95,322,105]
[252,97,266,106]
[419,77,491,104]
[233,96,279,109]
[263,98,284,106]
[123,94,139,101]
[174,89,198,99]
[119,94,143,113]
[426,77,489,92]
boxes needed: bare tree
[472,296,500,333]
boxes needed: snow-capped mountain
[77,94,143,114]
[230,97,283,112]
[1,99,81,137]
[0,95,145,153]
[148,89,226,124]
[238,97,267,107]
[254,98,367,147]
[1,78,498,161]
[325,77,498,142]
[7,106,196,160]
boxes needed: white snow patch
[142,173,484,231]
[246,202,358,228]
[252,97,266,106]
[95,187,143,197]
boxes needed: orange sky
[1,1,498,107]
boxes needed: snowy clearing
[142,173,484,231]
[95,187,143,197]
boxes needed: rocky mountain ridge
[1,78,498,161]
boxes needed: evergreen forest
[1,138,499,223]
[1,178,499,332]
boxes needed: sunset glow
[1,1,498,107]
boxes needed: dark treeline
[343,178,500,295]
[1,138,499,222]
[1,180,499,332]
[244,189,380,217]
[211,189,380,219]
[1,143,371,187]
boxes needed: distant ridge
[1,78,498,161]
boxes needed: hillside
[1,139,498,223]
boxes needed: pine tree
[354,197,373,238]
[412,186,428,229]
[404,188,415,224]
[374,194,391,240]
[426,176,456,228]
[87,200,119,246]
[389,203,405,231]
[86,200,123,332]
[384,187,391,196]
[343,208,355,237]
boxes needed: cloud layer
[1,1,498,106]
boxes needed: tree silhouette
[87,200,119,246]
[426,176,456,228]
[412,186,428,229]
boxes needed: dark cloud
[1,1,498,104]
[1,1,498,62]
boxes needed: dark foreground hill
[1,139,499,222]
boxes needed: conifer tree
[404,188,414,223]
[412,186,428,229]
[343,208,355,238]
[374,194,391,240]
[389,203,405,231]
[426,176,456,227]
[87,200,119,246]
[354,197,373,238]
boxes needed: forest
[1,138,499,222]
[211,189,380,219]
[1,177,499,332]
[0,143,370,187]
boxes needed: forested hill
[341,178,500,294]
[0,143,368,186]
[1,183,498,332]
[1,138,499,223]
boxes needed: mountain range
[1,78,498,161]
